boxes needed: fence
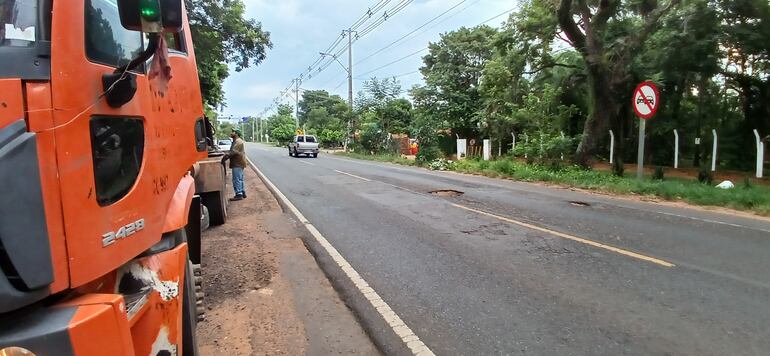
[454,128,768,178]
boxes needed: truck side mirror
[117,0,184,33]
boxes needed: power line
[351,0,392,31]
[353,6,516,79]
[356,0,415,39]
[479,7,515,25]
[355,0,467,66]
[392,70,421,78]
[355,47,428,79]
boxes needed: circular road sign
[633,81,660,120]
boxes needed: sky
[220,0,516,119]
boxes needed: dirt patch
[197,167,378,355]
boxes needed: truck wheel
[182,259,200,356]
[201,190,227,226]
[313,153,318,158]
[288,147,293,156]
[293,148,299,157]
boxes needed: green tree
[412,26,498,138]
[264,104,297,144]
[298,90,350,126]
[186,0,272,109]
[556,0,680,168]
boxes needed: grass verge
[335,152,770,216]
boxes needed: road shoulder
[196,166,378,355]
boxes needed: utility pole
[252,117,255,143]
[345,29,355,151]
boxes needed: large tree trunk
[575,63,619,167]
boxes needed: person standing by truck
[222,129,247,200]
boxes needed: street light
[319,52,349,74]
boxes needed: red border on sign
[632,81,659,120]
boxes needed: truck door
[49,0,200,286]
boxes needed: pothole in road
[569,201,591,207]
[430,189,464,197]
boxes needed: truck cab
[0,1,218,354]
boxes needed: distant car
[218,139,232,152]
[637,96,654,105]
[288,135,320,158]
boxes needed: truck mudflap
[0,244,190,356]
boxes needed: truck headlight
[0,347,36,356]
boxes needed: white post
[498,139,502,157]
[456,139,467,160]
[560,131,565,160]
[711,129,718,172]
[609,130,615,165]
[524,134,529,159]
[511,132,516,152]
[539,132,544,159]
[483,139,491,161]
[755,129,765,178]
[673,129,679,169]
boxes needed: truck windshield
[0,0,37,48]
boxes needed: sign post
[632,81,660,180]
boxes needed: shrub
[416,145,443,162]
[428,158,454,171]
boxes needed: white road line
[452,203,676,268]
[297,160,315,166]
[334,170,371,182]
[247,158,435,356]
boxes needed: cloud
[241,83,287,100]
[243,0,301,20]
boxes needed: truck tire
[182,259,200,356]
[313,153,318,158]
[288,147,293,156]
[201,190,227,226]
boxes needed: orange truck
[0,1,229,355]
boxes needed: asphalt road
[246,143,770,356]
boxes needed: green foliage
[216,121,233,140]
[359,122,388,153]
[263,104,296,144]
[427,158,455,171]
[411,26,498,138]
[299,0,768,174]
[416,145,444,163]
[186,0,272,109]
[512,133,579,163]
[318,129,346,148]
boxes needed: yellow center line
[334,170,371,182]
[451,203,676,268]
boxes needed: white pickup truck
[288,135,320,158]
